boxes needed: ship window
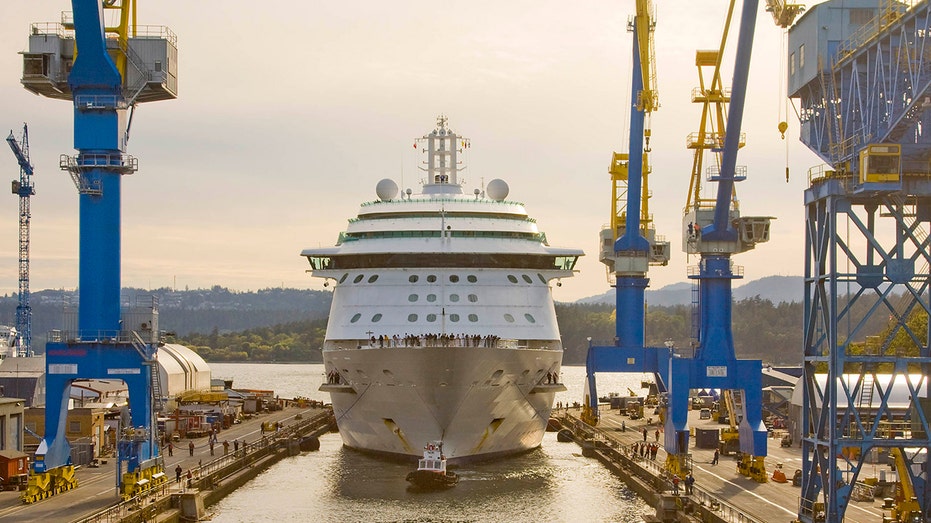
[449,274,459,283]
[468,314,478,322]
[507,275,518,284]
[368,274,379,283]
[372,313,383,322]
[468,294,478,303]
[408,314,418,322]
[427,294,437,302]
[522,274,533,284]
[427,275,437,283]
[339,273,349,284]
[537,273,546,283]
[350,313,362,323]
[504,313,515,323]
[408,294,419,302]
[409,275,419,283]
[450,314,460,322]
[467,275,478,283]
[449,294,460,302]
[426,314,437,322]
[525,313,536,323]
[353,274,364,283]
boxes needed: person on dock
[189,440,195,456]
[711,448,719,465]
[209,440,215,456]
[167,442,173,457]
[672,474,680,496]
[234,439,240,453]
[223,440,230,455]
[642,428,647,442]
[654,429,660,442]
[175,465,182,484]
[685,473,694,495]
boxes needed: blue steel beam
[795,1,931,171]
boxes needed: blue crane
[6,123,35,357]
[18,0,177,502]
[586,0,772,480]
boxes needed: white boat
[304,116,582,462]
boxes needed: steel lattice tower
[789,1,931,521]
[6,124,35,357]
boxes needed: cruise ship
[302,116,583,462]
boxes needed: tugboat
[405,442,458,490]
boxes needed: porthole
[353,274,364,283]
[468,314,478,322]
[467,275,478,283]
[525,313,536,323]
[427,294,437,303]
[408,314,418,322]
[368,274,379,283]
[339,273,349,284]
[449,274,460,283]
[468,294,478,303]
[522,274,533,284]
[507,275,518,284]
[504,313,515,323]
[426,314,437,322]
[408,294,419,302]
[427,275,437,283]
[449,294,460,302]
[538,273,546,283]
[450,314,460,322]
[372,313,383,322]
[350,313,361,323]
[409,275,419,283]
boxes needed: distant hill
[574,275,803,306]
[0,286,333,352]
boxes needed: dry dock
[560,406,891,523]
[0,403,333,523]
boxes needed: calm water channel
[207,363,651,522]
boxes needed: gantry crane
[585,0,670,428]
[587,0,772,482]
[780,1,931,522]
[18,0,177,502]
[6,124,35,358]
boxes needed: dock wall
[76,408,334,523]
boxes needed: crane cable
[779,30,790,182]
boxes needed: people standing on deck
[672,474,680,495]
[685,473,694,495]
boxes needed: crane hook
[778,121,788,140]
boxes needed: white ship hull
[321,345,564,462]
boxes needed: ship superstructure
[303,117,582,461]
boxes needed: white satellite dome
[376,178,399,201]
[487,179,509,201]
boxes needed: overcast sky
[0,1,821,304]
